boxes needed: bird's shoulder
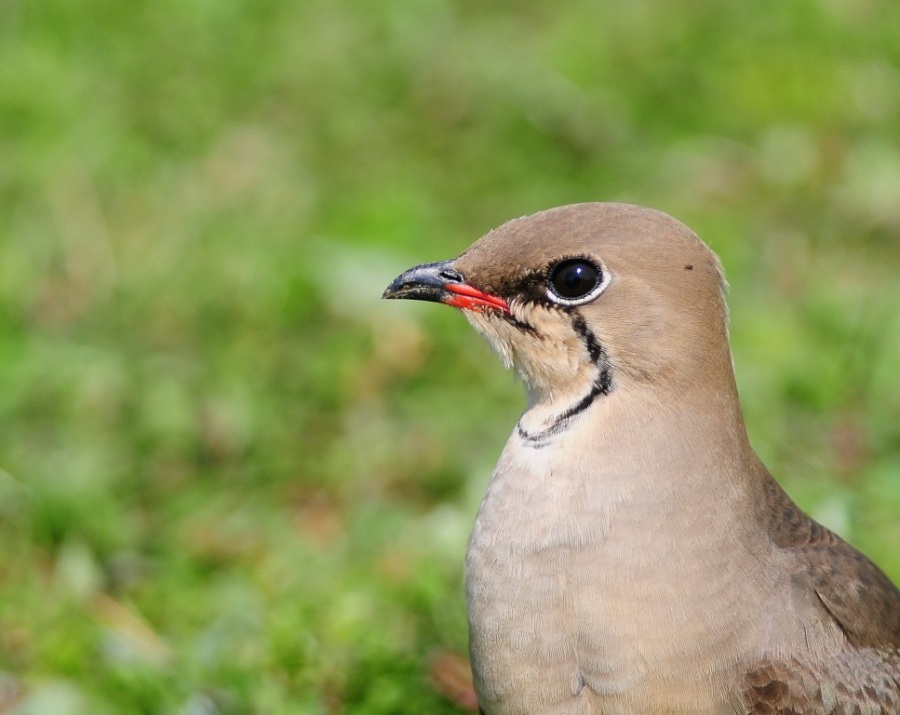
[757,475,900,648]
[738,475,900,713]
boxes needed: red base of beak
[444,284,509,313]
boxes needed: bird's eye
[547,259,606,305]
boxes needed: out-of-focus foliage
[0,0,898,712]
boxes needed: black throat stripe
[516,312,612,448]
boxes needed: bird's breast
[465,431,779,714]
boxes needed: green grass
[1,0,899,712]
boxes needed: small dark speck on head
[684,264,694,271]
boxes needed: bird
[382,203,900,715]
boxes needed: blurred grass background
[1,0,899,712]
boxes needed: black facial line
[503,314,540,336]
[570,312,605,365]
[495,255,605,311]
[487,261,609,357]
[517,310,613,448]
[496,269,546,305]
[481,268,548,336]
[517,372,610,446]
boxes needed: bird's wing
[740,659,828,714]
[740,652,900,714]
[758,476,900,648]
[738,477,900,713]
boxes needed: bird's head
[383,203,732,406]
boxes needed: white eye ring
[545,258,611,306]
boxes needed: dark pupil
[551,261,598,299]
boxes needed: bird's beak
[382,259,509,313]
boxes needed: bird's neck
[468,378,782,711]
[508,370,764,543]
[520,353,750,452]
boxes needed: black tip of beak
[382,260,460,303]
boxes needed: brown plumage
[383,203,900,714]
